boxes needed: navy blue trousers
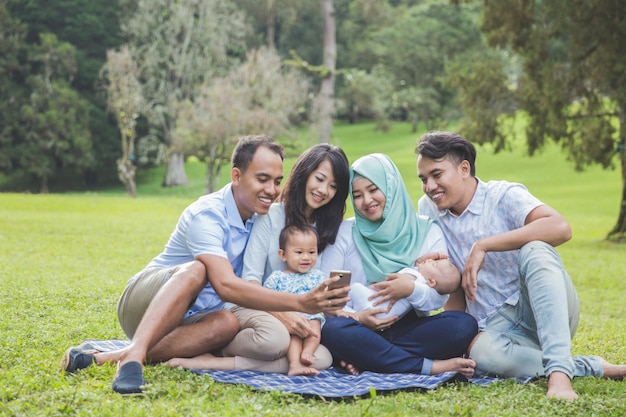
[321,310,478,374]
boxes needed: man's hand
[299,277,350,314]
[462,242,486,302]
[270,311,312,338]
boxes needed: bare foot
[600,358,626,380]
[431,357,476,378]
[301,352,315,366]
[95,347,127,366]
[288,364,320,376]
[340,360,360,375]
[546,371,578,401]
[165,353,235,371]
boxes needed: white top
[242,203,288,285]
[320,215,448,313]
[242,203,323,285]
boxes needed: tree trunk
[117,158,137,197]
[163,151,189,187]
[318,0,336,144]
[206,157,217,194]
[266,0,276,48]
[608,105,626,240]
[40,174,49,194]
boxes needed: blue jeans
[321,310,478,374]
[470,241,603,378]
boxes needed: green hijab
[350,153,433,285]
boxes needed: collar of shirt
[223,183,256,232]
[438,177,485,218]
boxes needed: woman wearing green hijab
[321,153,478,376]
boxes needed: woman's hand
[357,309,397,331]
[368,273,414,307]
[335,310,360,321]
[270,311,312,338]
[415,251,448,264]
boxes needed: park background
[1,1,625,416]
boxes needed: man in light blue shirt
[416,131,626,401]
[61,135,349,395]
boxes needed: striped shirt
[418,179,542,328]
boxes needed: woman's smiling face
[304,159,338,216]
[351,177,386,222]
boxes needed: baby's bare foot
[288,364,320,376]
[301,352,315,366]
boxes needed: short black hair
[278,224,319,251]
[416,131,477,176]
[231,135,284,172]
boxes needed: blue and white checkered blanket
[88,340,532,398]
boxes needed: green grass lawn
[1,122,624,416]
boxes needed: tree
[453,0,626,239]
[232,0,302,49]
[176,47,308,193]
[100,46,143,197]
[120,0,247,187]
[367,1,482,131]
[315,0,337,143]
[0,1,28,178]
[9,0,125,180]
[19,33,92,193]
[337,66,392,129]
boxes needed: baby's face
[418,258,459,287]
[282,231,318,274]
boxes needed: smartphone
[328,270,352,289]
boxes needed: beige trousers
[224,306,333,372]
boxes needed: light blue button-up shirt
[131,183,255,318]
[418,179,542,328]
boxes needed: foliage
[378,2,481,126]
[10,33,93,193]
[335,1,484,131]
[100,46,144,197]
[336,67,393,129]
[121,0,248,187]
[232,0,303,50]
[453,0,626,238]
[0,1,29,177]
[446,47,519,152]
[176,47,309,193]
[8,0,125,174]
[0,123,624,415]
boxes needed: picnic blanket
[87,340,532,398]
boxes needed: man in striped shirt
[416,131,625,401]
